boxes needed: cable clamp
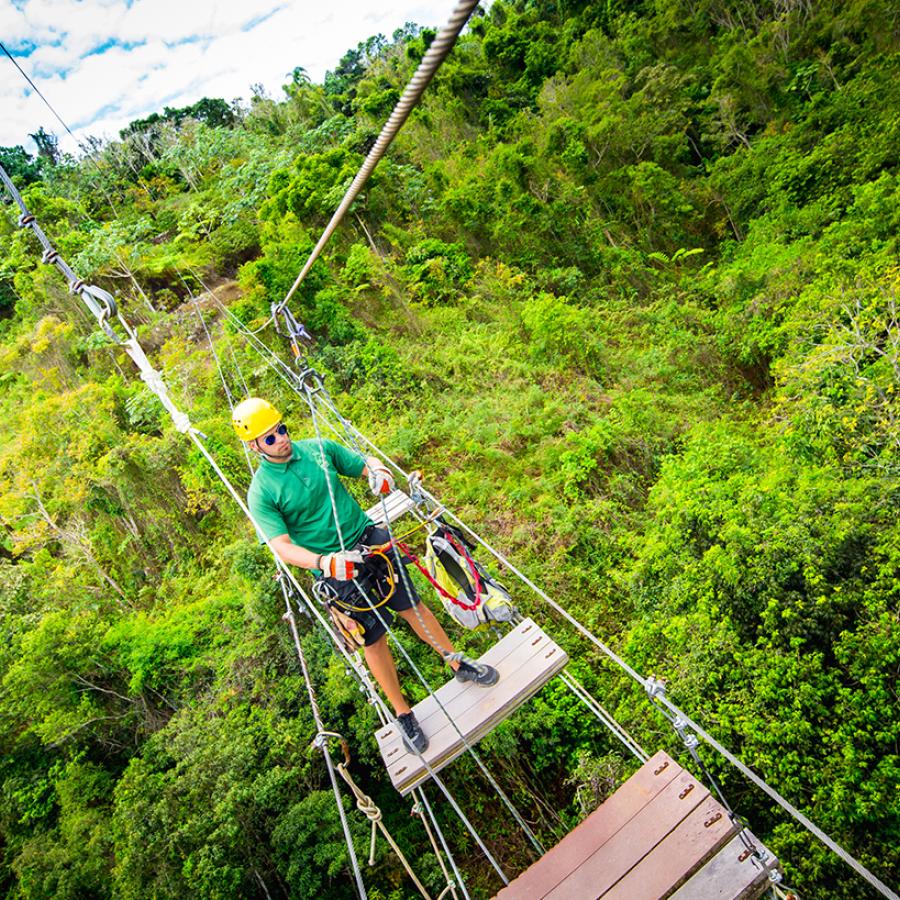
[672,715,700,749]
[41,248,60,265]
[17,213,35,228]
[645,675,667,700]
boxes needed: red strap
[393,539,482,611]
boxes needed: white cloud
[1,0,462,153]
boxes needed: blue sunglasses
[262,423,288,446]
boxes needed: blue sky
[1,0,457,153]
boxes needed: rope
[335,762,433,899]
[416,787,471,900]
[292,395,900,900]
[557,670,648,763]
[274,0,480,315]
[281,602,368,899]
[412,794,461,900]
[300,380,518,881]
[301,378,546,862]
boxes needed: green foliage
[403,238,473,303]
[1,1,899,896]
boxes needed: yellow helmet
[232,397,282,441]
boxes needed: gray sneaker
[455,659,499,687]
[398,711,429,753]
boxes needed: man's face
[253,421,291,459]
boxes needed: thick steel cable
[295,395,900,900]
[300,385,519,879]
[651,693,899,900]
[275,0,480,314]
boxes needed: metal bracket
[644,675,667,700]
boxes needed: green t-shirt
[247,439,371,560]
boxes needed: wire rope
[300,382,527,873]
[281,599,368,899]
[275,0,481,315]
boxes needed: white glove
[366,457,395,496]
[320,550,364,581]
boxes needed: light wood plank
[377,620,553,752]
[669,832,775,900]
[496,752,683,900]
[366,489,416,525]
[375,619,568,794]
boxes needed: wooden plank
[378,621,568,794]
[542,771,709,900]
[366,489,416,525]
[378,620,553,753]
[375,619,568,794]
[602,794,738,900]
[669,832,775,900]
[495,751,683,900]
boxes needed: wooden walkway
[495,750,778,900]
[375,619,568,795]
[365,489,417,525]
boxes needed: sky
[1,0,459,155]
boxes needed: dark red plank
[495,752,683,900]
[542,771,708,900]
[602,794,738,900]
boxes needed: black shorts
[319,524,420,646]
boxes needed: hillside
[0,1,898,897]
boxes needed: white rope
[281,602,368,899]
[557,670,648,763]
[275,0,480,314]
[416,787,471,900]
[300,384,515,882]
[336,761,433,899]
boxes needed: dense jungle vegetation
[1,0,899,896]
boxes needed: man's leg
[398,603,461,671]
[364,634,412,714]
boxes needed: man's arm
[270,534,321,570]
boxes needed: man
[233,397,498,753]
